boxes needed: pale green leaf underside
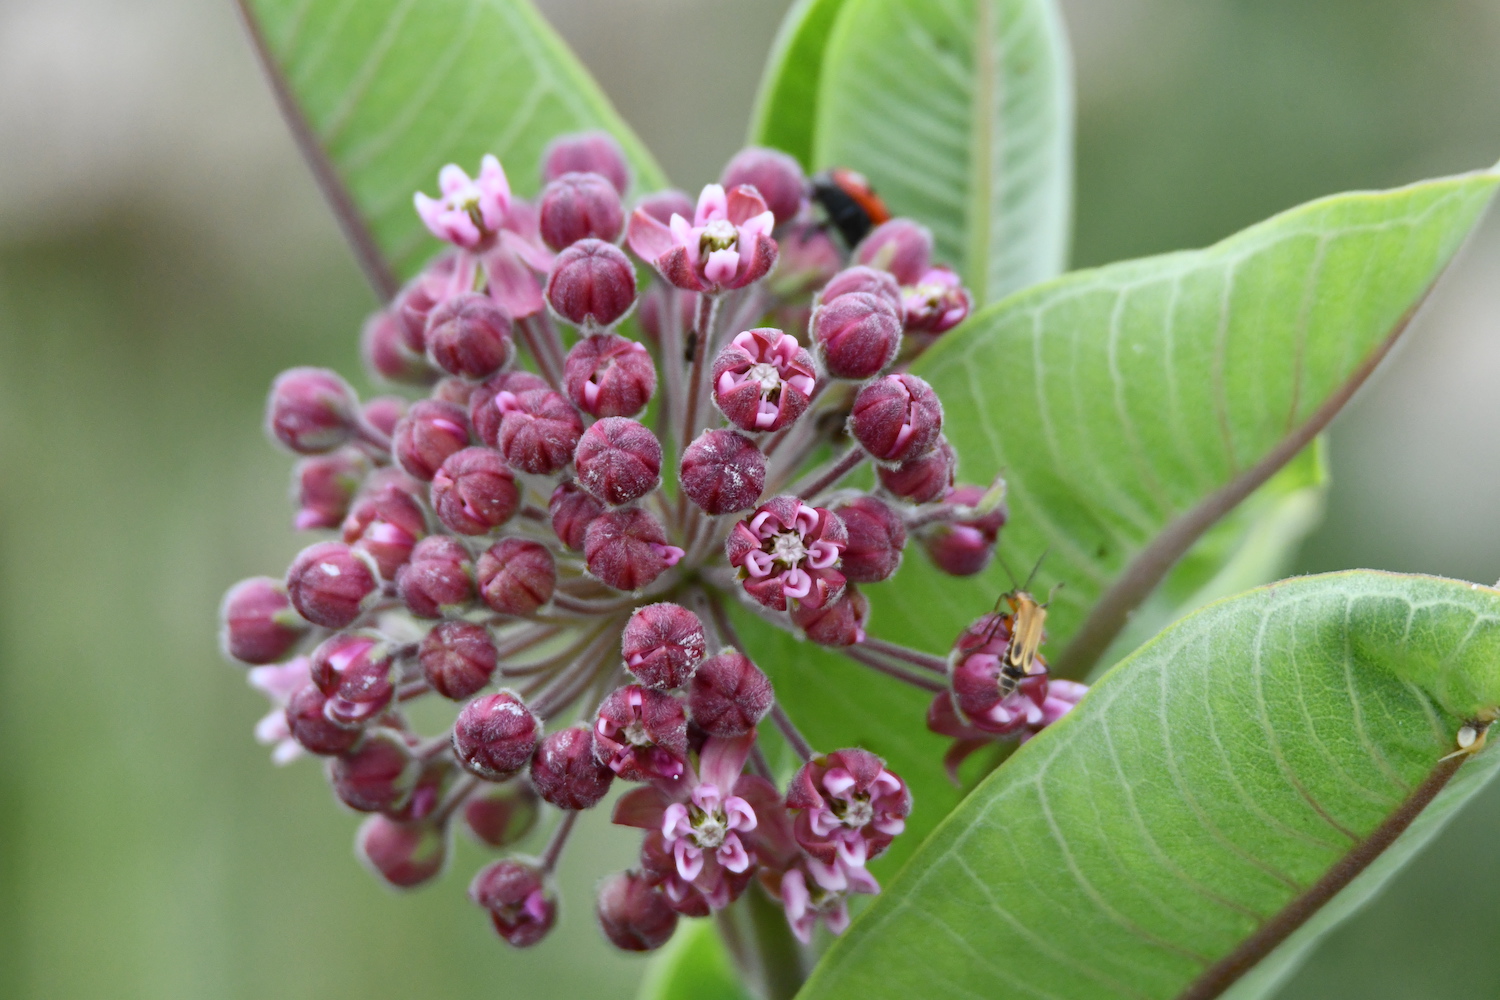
[242,0,666,285]
[800,572,1500,1000]
[748,0,851,169]
[814,0,1073,306]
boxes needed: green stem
[744,882,806,1000]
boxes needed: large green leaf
[799,571,1500,1000]
[639,920,753,1000]
[237,0,667,295]
[813,0,1074,305]
[748,0,852,169]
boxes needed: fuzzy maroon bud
[453,691,540,780]
[470,370,548,447]
[854,218,934,285]
[285,541,378,628]
[362,396,409,438]
[342,476,427,580]
[309,632,395,727]
[721,146,806,226]
[597,871,678,952]
[420,620,496,699]
[680,429,766,515]
[634,189,695,225]
[363,310,433,385]
[220,577,308,664]
[574,417,662,506]
[431,447,520,535]
[543,131,630,195]
[464,785,539,847]
[530,725,614,809]
[423,292,514,379]
[712,328,816,433]
[593,685,689,781]
[792,587,869,647]
[549,481,604,552]
[284,683,363,755]
[622,603,706,690]
[329,731,419,813]
[835,496,907,583]
[397,536,475,618]
[292,450,369,530]
[392,399,470,481]
[688,649,773,737]
[564,332,657,417]
[583,507,682,591]
[395,253,465,352]
[820,265,904,314]
[850,374,943,463]
[356,814,448,889]
[546,239,637,327]
[812,291,903,380]
[539,172,625,250]
[878,436,955,503]
[496,388,583,475]
[475,538,556,616]
[922,484,1007,576]
[266,367,357,454]
[431,376,475,406]
[772,222,844,300]
[471,859,557,947]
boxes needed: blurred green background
[3,0,1499,996]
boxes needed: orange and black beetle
[810,168,891,248]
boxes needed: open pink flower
[726,496,847,612]
[902,266,971,334]
[414,155,512,250]
[247,657,312,765]
[785,748,910,869]
[627,184,777,293]
[779,856,879,944]
[712,329,817,432]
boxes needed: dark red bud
[285,683,362,755]
[476,538,556,616]
[362,310,434,385]
[791,587,869,647]
[420,620,497,700]
[470,370,548,447]
[220,576,308,664]
[362,396,409,439]
[394,253,463,352]
[878,436,955,503]
[549,481,605,552]
[820,265,904,314]
[471,859,557,948]
[688,649,773,737]
[285,541,378,628]
[431,446,520,534]
[342,477,427,580]
[597,871,678,952]
[921,484,1006,576]
[621,602,706,690]
[397,536,476,619]
[529,725,614,809]
[309,631,395,727]
[574,417,662,506]
[454,691,541,780]
[720,146,806,226]
[546,239,638,327]
[496,388,583,475]
[854,218,934,285]
[634,189,694,226]
[679,429,766,515]
[850,374,943,463]
[543,131,631,195]
[583,507,678,591]
[564,332,657,418]
[463,784,540,847]
[356,814,448,889]
[539,171,625,250]
[266,367,357,454]
[329,731,419,812]
[424,292,514,379]
[812,291,903,380]
[393,399,471,481]
[292,450,369,531]
[835,496,907,583]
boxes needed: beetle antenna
[997,553,1021,592]
[1022,549,1049,593]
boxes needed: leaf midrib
[965,0,995,308]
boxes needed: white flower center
[839,797,873,828]
[623,719,650,745]
[770,530,809,566]
[692,810,728,849]
[701,219,739,252]
[747,362,783,393]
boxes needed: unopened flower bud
[362,396,409,438]
[310,631,395,727]
[549,481,604,552]
[470,370,548,446]
[593,685,688,781]
[496,388,583,475]
[393,399,471,481]
[902,267,971,334]
[285,541,379,628]
[477,538,556,616]
[622,603,706,690]
[454,691,540,780]
[397,536,475,618]
[792,587,869,647]
[820,265,903,314]
[688,649,773,737]
[583,507,682,591]
[597,871,678,952]
[564,332,657,417]
[530,725,614,809]
[854,218,934,285]
[431,446,520,535]
[329,730,420,813]
[424,292,514,379]
[362,310,433,385]
[266,367,357,454]
[539,172,625,250]
[812,291,902,380]
[850,374,942,463]
[574,417,662,506]
[634,189,695,226]
[877,436,955,503]
[293,450,370,530]
[471,859,557,947]
[921,484,1006,576]
[546,239,637,327]
[679,429,766,515]
[285,682,363,755]
[720,146,806,226]
[464,784,540,847]
[342,476,428,580]
[220,576,309,664]
[712,328,816,433]
[543,131,630,195]
[834,496,907,582]
[420,620,496,699]
[771,222,844,299]
[395,252,470,351]
[356,814,448,889]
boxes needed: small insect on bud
[397,536,475,619]
[597,871,678,952]
[819,265,904,314]
[849,374,943,464]
[622,603,706,690]
[539,172,625,250]
[812,291,903,380]
[329,730,420,813]
[285,541,379,629]
[430,446,520,535]
[583,507,683,591]
[266,367,358,454]
[470,370,548,447]
[453,691,541,780]
[424,292,514,380]
[471,859,557,948]
[530,725,614,809]
[496,388,584,475]
[420,620,496,700]
[362,309,433,385]
[393,399,471,481]
[285,683,363,755]
[679,429,766,516]
[854,218,934,285]
[546,239,638,328]
[688,649,773,737]
[564,332,657,418]
[921,484,1007,577]
[220,576,309,665]
[476,538,556,617]
[574,417,663,506]
[834,496,907,582]
[720,146,807,226]
[712,328,817,433]
[543,130,631,195]
[356,814,449,889]
[878,436,955,504]
[593,685,689,781]
[548,481,605,552]
[464,784,540,848]
[342,476,428,580]
[792,587,870,647]
[309,631,396,728]
[293,449,371,531]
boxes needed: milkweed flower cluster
[219,133,1084,952]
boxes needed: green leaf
[237,0,668,295]
[638,920,753,1000]
[813,0,1074,305]
[799,571,1500,1000]
[748,0,852,169]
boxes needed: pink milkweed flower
[779,855,880,944]
[785,748,910,870]
[726,496,847,612]
[247,657,312,765]
[414,155,512,250]
[627,184,777,293]
[712,328,817,433]
[902,267,971,334]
